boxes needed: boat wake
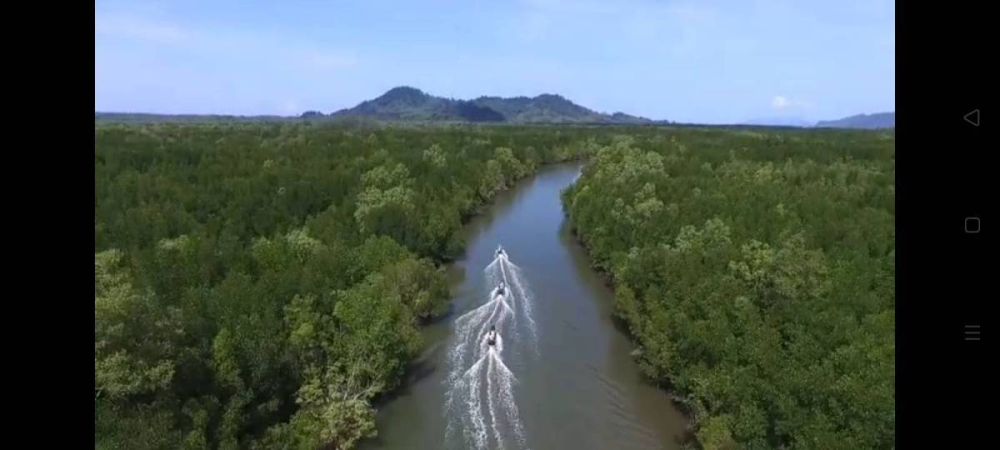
[445,247,534,449]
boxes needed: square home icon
[965,217,981,234]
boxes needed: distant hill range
[740,112,895,129]
[96,88,893,129]
[815,112,894,129]
[317,86,652,124]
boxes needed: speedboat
[486,326,498,346]
[495,245,507,259]
[496,281,506,297]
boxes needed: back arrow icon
[964,109,980,126]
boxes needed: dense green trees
[97,121,894,449]
[563,128,895,449]
[95,122,600,449]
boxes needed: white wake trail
[463,355,488,449]
[487,352,504,449]
[497,258,539,355]
[445,250,533,450]
[493,354,526,448]
[446,296,498,445]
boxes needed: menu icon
[964,325,980,341]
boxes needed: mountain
[741,117,813,128]
[327,87,652,124]
[609,112,654,124]
[471,94,606,123]
[815,112,894,129]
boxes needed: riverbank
[558,130,896,448]
[95,123,610,450]
[562,215,701,433]
[363,162,689,450]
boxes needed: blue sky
[95,0,895,124]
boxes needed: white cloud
[517,0,620,15]
[279,99,300,115]
[96,14,190,44]
[853,0,894,19]
[511,12,552,43]
[772,95,812,111]
[96,12,360,73]
[293,49,359,70]
[510,0,728,61]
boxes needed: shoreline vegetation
[561,131,895,449]
[95,122,598,449]
[96,122,893,449]
[563,206,702,441]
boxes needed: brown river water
[360,163,688,450]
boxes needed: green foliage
[97,121,893,449]
[95,249,182,400]
[563,127,895,449]
[96,400,182,450]
[95,122,602,448]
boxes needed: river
[361,163,688,450]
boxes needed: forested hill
[815,112,895,129]
[96,88,651,124]
[325,86,653,124]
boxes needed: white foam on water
[487,353,504,449]
[446,300,493,445]
[488,256,539,356]
[493,352,526,448]
[445,250,533,449]
[446,292,509,447]
[462,355,488,449]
